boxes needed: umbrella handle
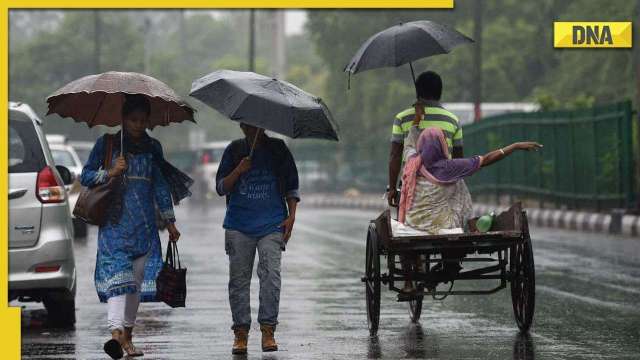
[120,121,124,156]
[409,62,418,98]
[120,119,127,184]
[248,128,263,158]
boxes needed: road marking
[537,285,638,313]
[594,281,640,295]
[295,223,365,246]
[300,207,378,220]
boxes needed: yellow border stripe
[1,4,22,359]
[8,0,454,8]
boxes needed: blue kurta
[81,134,175,303]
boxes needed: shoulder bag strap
[104,134,114,169]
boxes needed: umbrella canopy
[46,71,195,128]
[344,20,473,79]
[190,70,339,141]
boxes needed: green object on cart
[476,212,495,232]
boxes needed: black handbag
[156,241,187,308]
[73,135,118,226]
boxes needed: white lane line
[304,207,379,219]
[295,223,365,247]
[594,281,640,295]
[537,285,638,313]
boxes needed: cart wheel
[365,223,381,336]
[408,293,423,323]
[510,234,535,333]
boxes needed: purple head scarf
[417,127,482,185]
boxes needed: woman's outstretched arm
[481,142,543,167]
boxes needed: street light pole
[179,9,188,68]
[249,9,256,72]
[143,16,151,74]
[473,0,483,122]
[93,10,101,73]
[273,10,286,79]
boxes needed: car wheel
[43,290,76,328]
[72,218,87,238]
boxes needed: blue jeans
[225,230,283,330]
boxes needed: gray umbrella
[189,70,339,142]
[344,20,473,85]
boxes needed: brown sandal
[123,327,144,357]
[122,341,144,357]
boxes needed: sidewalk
[303,193,640,238]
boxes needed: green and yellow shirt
[391,100,462,158]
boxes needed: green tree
[10,11,145,140]
[307,2,636,191]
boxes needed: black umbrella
[189,70,339,142]
[344,20,473,88]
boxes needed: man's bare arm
[387,142,403,206]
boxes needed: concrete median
[303,193,640,238]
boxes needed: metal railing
[464,101,636,211]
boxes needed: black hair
[239,122,257,129]
[415,71,443,101]
[121,94,151,117]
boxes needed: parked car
[68,140,93,165]
[166,149,199,175]
[8,101,76,327]
[193,141,229,200]
[47,135,87,238]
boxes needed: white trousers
[107,252,149,331]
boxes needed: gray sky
[206,9,307,35]
[285,10,307,35]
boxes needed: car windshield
[212,148,225,162]
[74,148,91,164]
[167,151,197,172]
[52,149,76,167]
[201,148,226,164]
[9,112,45,173]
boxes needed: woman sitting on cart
[397,102,542,292]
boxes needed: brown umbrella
[46,71,196,128]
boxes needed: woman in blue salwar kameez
[81,94,192,359]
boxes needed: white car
[68,140,93,165]
[194,141,230,199]
[9,102,76,327]
[47,136,87,238]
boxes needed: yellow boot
[260,324,278,352]
[232,328,249,355]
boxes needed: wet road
[17,203,640,359]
